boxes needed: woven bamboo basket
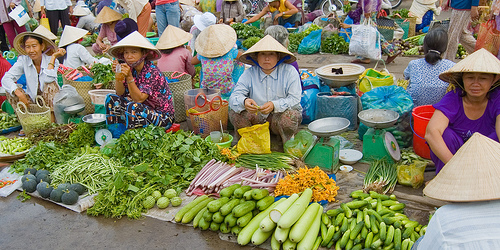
[163,71,193,122]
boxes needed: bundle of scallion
[234,152,297,171]
[363,159,397,194]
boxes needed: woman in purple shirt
[425,49,500,173]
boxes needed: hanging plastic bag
[357,59,394,94]
[237,122,271,154]
[284,130,315,158]
[8,5,30,26]
[53,85,85,124]
[349,18,381,60]
[298,29,322,54]
[300,70,320,124]
[40,14,50,30]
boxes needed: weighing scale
[63,104,85,124]
[358,109,401,163]
[82,114,112,146]
[304,117,350,172]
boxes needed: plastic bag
[0,167,21,197]
[316,93,358,130]
[40,14,50,31]
[8,5,30,26]
[237,122,271,154]
[300,70,320,124]
[331,135,354,149]
[321,24,339,40]
[53,85,85,124]
[284,130,315,158]
[349,18,381,60]
[358,60,394,94]
[298,29,322,54]
[397,161,426,188]
[475,20,500,56]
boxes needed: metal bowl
[64,104,86,114]
[358,109,399,129]
[315,63,365,88]
[308,117,350,137]
[82,113,106,126]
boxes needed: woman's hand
[121,63,132,79]
[259,101,274,114]
[340,23,351,29]
[9,2,15,9]
[244,98,259,113]
[52,48,66,58]
[218,18,224,24]
[15,89,29,106]
[102,44,111,53]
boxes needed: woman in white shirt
[1,32,65,109]
[58,26,98,69]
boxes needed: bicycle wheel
[320,0,343,16]
[389,0,402,9]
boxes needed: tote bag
[8,5,30,26]
[349,18,382,60]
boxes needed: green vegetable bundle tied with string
[363,159,397,194]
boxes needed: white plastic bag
[53,85,86,124]
[349,18,382,60]
[8,5,30,26]
[0,167,22,197]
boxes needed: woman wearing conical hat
[229,35,302,145]
[92,6,122,55]
[106,31,175,132]
[58,26,98,68]
[155,25,195,77]
[71,5,99,32]
[425,48,500,174]
[1,31,66,112]
[191,24,244,99]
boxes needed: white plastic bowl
[339,149,363,164]
[339,165,353,172]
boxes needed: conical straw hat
[156,25,193,50]
[423,133,500,202]
[72,5,91,16]
[33,25,57,40]
[107,31,161,61]
[94,6,122,24]
[239,35,296,65]
[59,26,88,47]
[195,24,236,58]
[439,48,500,90]
[14,32,58,56]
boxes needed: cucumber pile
[175,184,274,235]
[320,190,427,250]
[0,113,20,129]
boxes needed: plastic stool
[166,123,181,133]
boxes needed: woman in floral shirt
[106,31,175,131]
[191,24,244,99]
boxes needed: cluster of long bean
[50,147,120,195]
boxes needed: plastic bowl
[205,133,233,148]
[339,149,363,164]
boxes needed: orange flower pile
[274,167,340,202]
[220,146,240,162]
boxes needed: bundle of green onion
[234,152,296,171]
[363,159,397,194]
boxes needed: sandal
[351,59,371,64]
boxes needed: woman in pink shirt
[155,25,195,78]
[92,6,121,55]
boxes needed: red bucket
[412,105,435,159]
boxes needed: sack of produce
[298,29,322,55]
[237,122,271,154]
[397,161,426,188]
[53,85,85,124]
[284,130,315,158]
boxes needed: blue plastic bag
[300,70,320,124]
[298,29,322,54]
[359,85,414,148]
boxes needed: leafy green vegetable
[288,24,322,53]
[68,123,95,148]
[231,23,264,39]
[391,8,410,18]
[90,63,114,89]
[88,126,225,219]
[320,34,349,54]
[242,36,261,49]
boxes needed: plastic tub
[88,89,116,105]
[205,133,233,148]
[412,105,435,159]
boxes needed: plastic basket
[188,93,228,138]
[88,89,116,105]
[16,96,51,136]
[394,18,410,39]
[163,71,192,123]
